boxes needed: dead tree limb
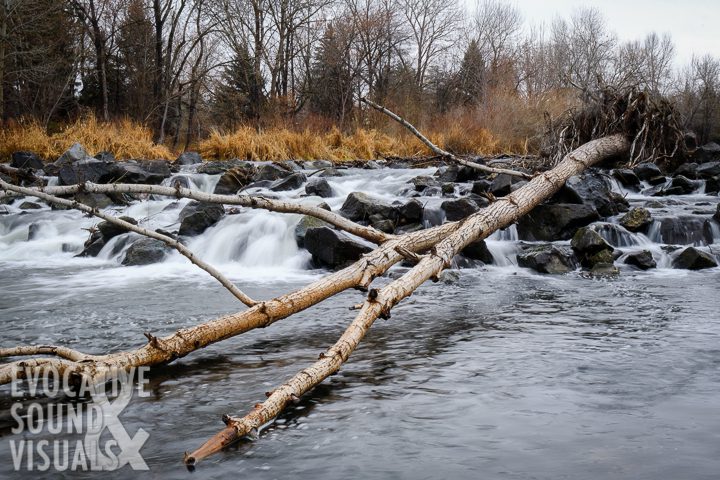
[0,218,460,387]
[184,134,631,466]
[0,181,391,244]
[0,179,258,307]
[361,97,533,179]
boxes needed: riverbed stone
[304,226,372,269]
[571,227,612,255]
[517,245,578,274]
[517,203,600,241]
[305,177,333,198]
[179,201,225,236]
[672,247,718,270]
[97,216,138,241]
[11,152,44,170]
[673,163,698,179]
[294,215,332,247]
[175,151,202,165]
[694,142,720,163]
[553,169,627,217]
[697,161,720,179]
[340,192,398,222]
[121,238,170,266]
[254,163,291,182]
[409,175,439,192]
[624,250,656,270]
[441,198,479,221]
[18,201,42,210]
[461,239,493,264]
[633,162,663,181]
[214,164,257,194]
[670,175,698,194]
[612,169,640,188]
[620,207,653,233]
[269,172,306,191]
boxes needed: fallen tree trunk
[362,97,533,179]
[185,134,631,465]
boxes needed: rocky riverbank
[2,142,720,274]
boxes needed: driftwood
[183,133,629,465]
[0,97,639,468]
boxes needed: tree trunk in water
[185,134,631,466]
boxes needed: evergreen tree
[212,44,264,127]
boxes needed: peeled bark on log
[362,98,533,179]
[185,134,630,466]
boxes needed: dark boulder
[488,174,524,197]
[410,175,440,192]
[304,227,372,269]
[672,247,718,270]
[97,216,138,241]
[214,164,257,194]
[624,250,656,270]
[633,162,663,181]
[196,159,249,175]
[175,151,202,165]
[294,215,332,247]
[552,170,626,217]
[27,223,41,240]
[94,151,115,162]
[56,143,92,166]
[612,168,640,187]
[461,239,493,264]
[517,245,578,274]
[472,179,492,195]
[517,203,600,241]
[178,201,225,236]
[112,162,168,184]
[673,163,698,179]
[73,192,114,209]
[254,163,291,182]
[398,199,424,224]
[670,175,698,194]
[694,142,720,164]
[269,172,306,191]
[11,152,44,170]
[340,192,398,222]
[715,204,720,223]
[571,226,612,255]
[620,207,652,233]
[697,161,720,179]
[659,216,713,245]
[19,201,42,210]
[121,238,170,266]
[441,198,479,221]
[305,177,334,198]
[706,175,720,194]
[58,159,116,185]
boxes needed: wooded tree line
[0,0,718,149]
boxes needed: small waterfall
[485,225,519,266]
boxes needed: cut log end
[183,425,241,466]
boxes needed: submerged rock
[620,207,653,233]
[304,226,372,269]
[178,201,225,236]
[517,245,578,274]
[624,250,657,270]
[121,238,170,266]
[672,247,718,270]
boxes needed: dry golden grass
[1,91,575,163]
[0,115,173,161]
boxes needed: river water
[0,165,719,479]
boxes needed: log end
[183,425,241,467]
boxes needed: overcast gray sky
[494,0,720,65]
